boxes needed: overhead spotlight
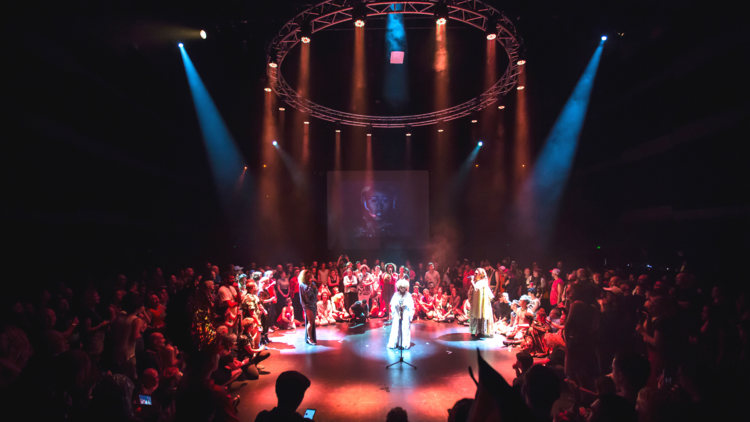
[438,129,444,133]
[406,133,411,137]
[200,30,207,40]
[478,141,483,146]
[272,141,278,146]
[475,164,479,167]
[601,35,608,41]
[352,1,367,27]
[178,43,183,48]
[300,20,313,44]
[304,121,309,125]
[517,86,525,90]
[278,107,285,111]
[486,21,497,40]
[263,164,267,168]
[244,166,247,170]
[335,129,341,133]
[435,1,449,25]
[367,133,372,137]
[264,87,272,92]
[517,59,526,65]
[471,120,478,123]
[498,105,505,109]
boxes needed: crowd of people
[0,254,748,422]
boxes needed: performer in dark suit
[299,270,318,345]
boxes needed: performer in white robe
[387,278,414,350]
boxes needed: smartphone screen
[139,395,152,405]
[304,409,316,419]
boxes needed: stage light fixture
[435,1,449,25]
[471,120,478,123]
[268,48,279,68]
[279,107,285,111]
[200,30,207,39]
[517,59,526,65]
[486,21,497,40]
[438,129,444,132]
[300,20,312,43]
[336,129,341,133]
[264,87,272,92]
[178,43,183,48]
[304,121,309,124]
[478,141,483,146]
[475,164,479,167]
[498,105,505,109]
[367,133,372,137]
[601,35,608,41]
[244,166,247,170]
[406,133,411,137]
[517,86,525,90]
[352,1,368,27]
[272,141,278,146]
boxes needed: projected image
[328,171,429,249]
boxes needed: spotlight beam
[516,39,606,250]
[179,46,248,211]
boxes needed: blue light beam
[179,46,248,210]
[517,40,605,248]
[383,9,408,110]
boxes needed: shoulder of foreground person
[254,408,306,422]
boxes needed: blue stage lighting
[601,36,607,41]
[178,43,183,48]
[478,141,483,146]
[272,141,278,146]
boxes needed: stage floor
[232,318,519,422]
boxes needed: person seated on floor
[418,288,436,320]
[521,308,550,356]
[493,292,512,325]
[433,286,446,305]
[504,312,533,346]
[277,297,296,330]
[238,318,271,380]
[330,287,349,321]
[457,296,471,325]
[497,300,519,335]
[434,296,455,323]
[411,284,421,310]
[370,290,386,318]
[254,371,311,422]
[211,334,247,387]
[316,291,336,326]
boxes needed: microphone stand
[386,298,416,369]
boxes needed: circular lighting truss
[266,0,523,128]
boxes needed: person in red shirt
[381,263,398,319]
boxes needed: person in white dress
[387,278,414,350]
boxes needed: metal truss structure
[266,1,522,128]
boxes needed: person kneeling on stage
[387,278,414,349]
[349,300,367,325]
[316,291,337,326]
[330,287,349,321]
[238,318,271,380]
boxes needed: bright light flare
[264,87,272,92]
[406,133,411,137]
[278,107,285,111]
[478,141,483,146]
[178,43,183,48]
[486,33,496,40]
[498,105,505,109]
[269,62,278,68]
[303,121,309,125]
[436,17,447,25]
[471,120,478,123]
[272,141,278,146]
[517,60,526,65]
[355,19,365,28]
[517,86,525,90]
[601,35,608,41]
[301,36,311,44]
[200,30,207,39]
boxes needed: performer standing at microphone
[469,268,495,338]
[387,278,414,350]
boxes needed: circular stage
[234,318,519,421]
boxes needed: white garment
[387,292,414,349]
[343,275,358,293]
